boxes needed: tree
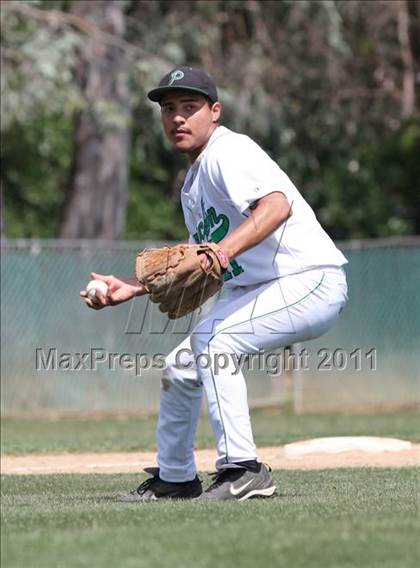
[59,0,130,239]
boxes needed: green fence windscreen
[1,238,419,414]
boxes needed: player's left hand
[198,251,212,271]
[135,243,228,319]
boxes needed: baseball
[86,279,109,302]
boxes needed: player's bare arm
[218,192,292,262]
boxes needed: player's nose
[172,113,186,126]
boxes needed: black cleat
[118,467,203,502]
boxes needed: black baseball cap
[147,66,218,104]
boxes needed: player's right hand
[80,272,147,310]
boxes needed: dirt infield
[2,445,419,474]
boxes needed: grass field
[2,409,420,454]
[2,468,419,568]
[2,410,419,567]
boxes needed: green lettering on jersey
[230,259,245,277]
[192,203,245,281]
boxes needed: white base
[284,436,412,457]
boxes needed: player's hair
[204,96,213,108]
[206,97,221,124]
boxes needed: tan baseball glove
[135,243,229,319]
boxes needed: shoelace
[132,475,158,496]
[132,473,202,496]
[205,469,238,492]
[205,463,267,493]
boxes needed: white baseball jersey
[181,125,347,287]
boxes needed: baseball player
[81,66,348,501]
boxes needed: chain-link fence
[1,237,419,414]
[292,238,420,412]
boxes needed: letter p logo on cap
[168,70,185,86]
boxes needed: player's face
[160,91,221,161]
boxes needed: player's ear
[211,102,221,123]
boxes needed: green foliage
[371,120,420,234]
[1,2,81,130]
[125,183,187,241]
[124,98,188,240]
[309,119,420,239]
[287,125,410,239]
[1,0,419,240]
[2,113,72,237]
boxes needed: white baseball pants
[157,267,348,482]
